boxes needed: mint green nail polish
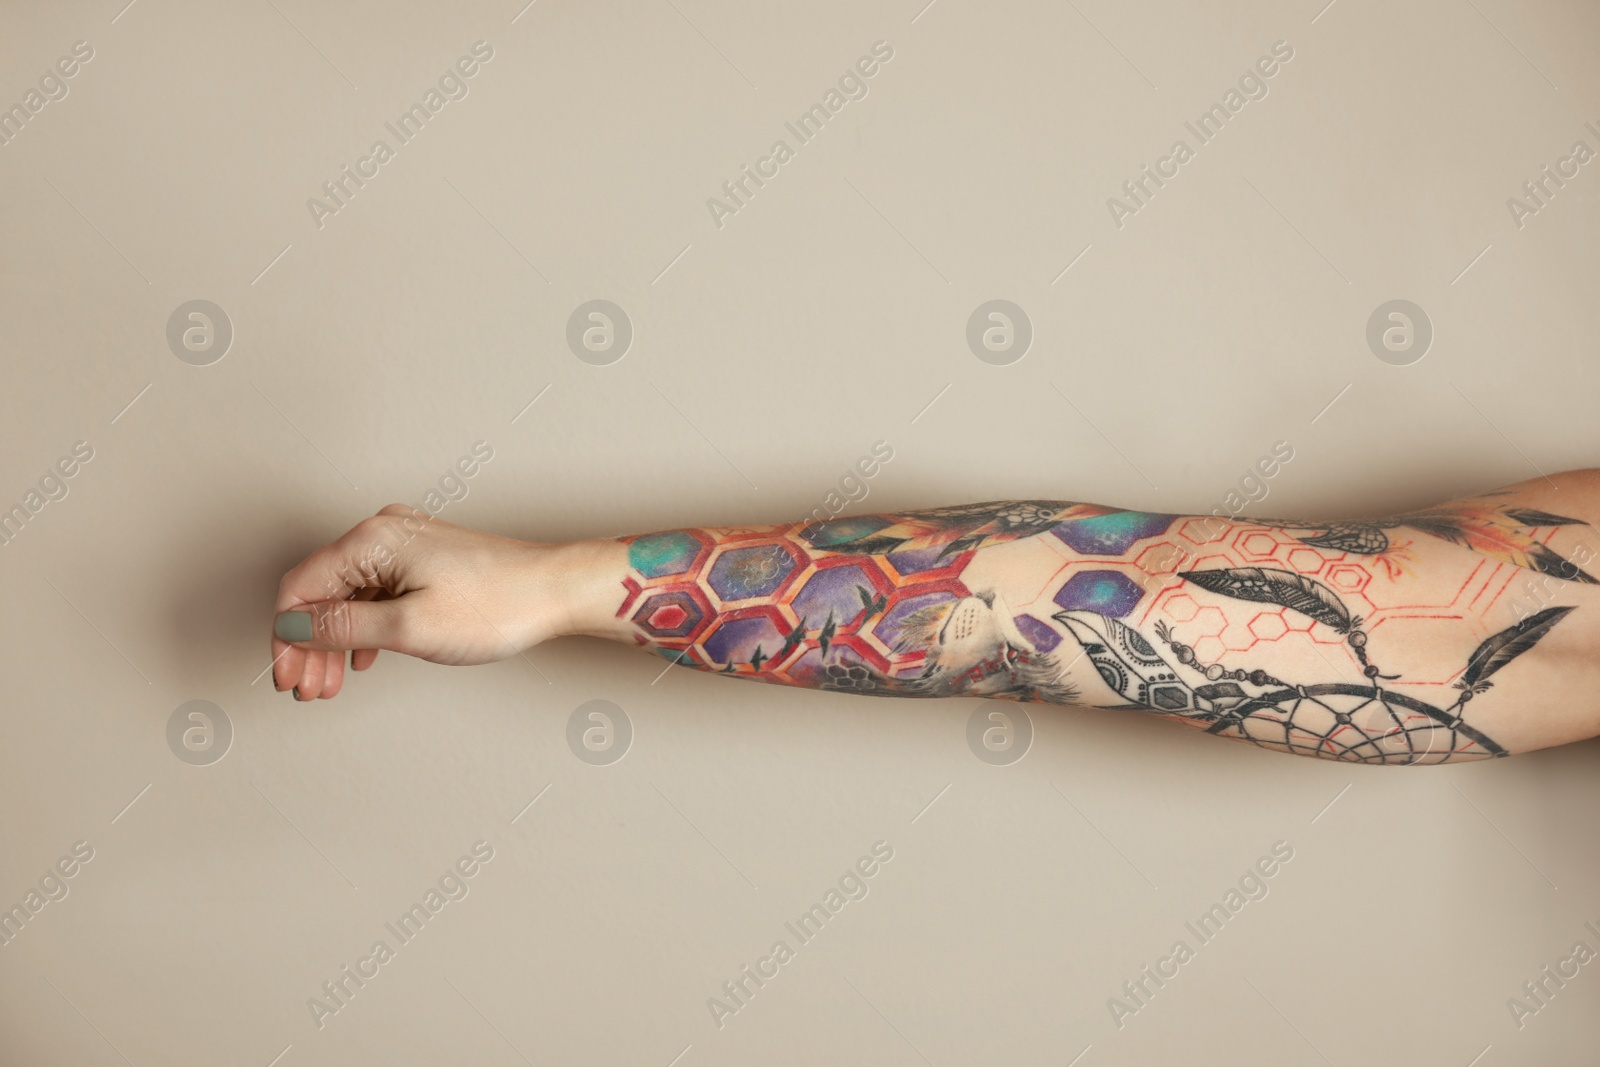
[275,611,313,642]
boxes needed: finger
[320,652,346,699]
[275,510,423,613]
[273,509,421,694]
[272,638,305,693]
[274,596,414,654]
[348,585,383,672]
[297,649,327,701]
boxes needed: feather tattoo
[1178,567,1353,633]
[802,500,1118,559]
[1252,504,1597,584]
[1179,566,1397,680]
[1456,606,1575,696]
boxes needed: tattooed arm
[272,471,1600,763]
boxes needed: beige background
[3,0,1599,1064]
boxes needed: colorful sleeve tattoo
[615,493,1596,765]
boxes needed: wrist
[535,537,630,642]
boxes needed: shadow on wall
[160,492,352,681]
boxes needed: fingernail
[292,687,302,701]
[275,611,313,642]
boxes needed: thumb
[274,598,413,653]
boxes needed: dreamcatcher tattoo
[1066,566,1575,764]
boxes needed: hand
[269,505,594,700]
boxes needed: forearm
[563,472,1600,764]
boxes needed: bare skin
[272,470,1600,763]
